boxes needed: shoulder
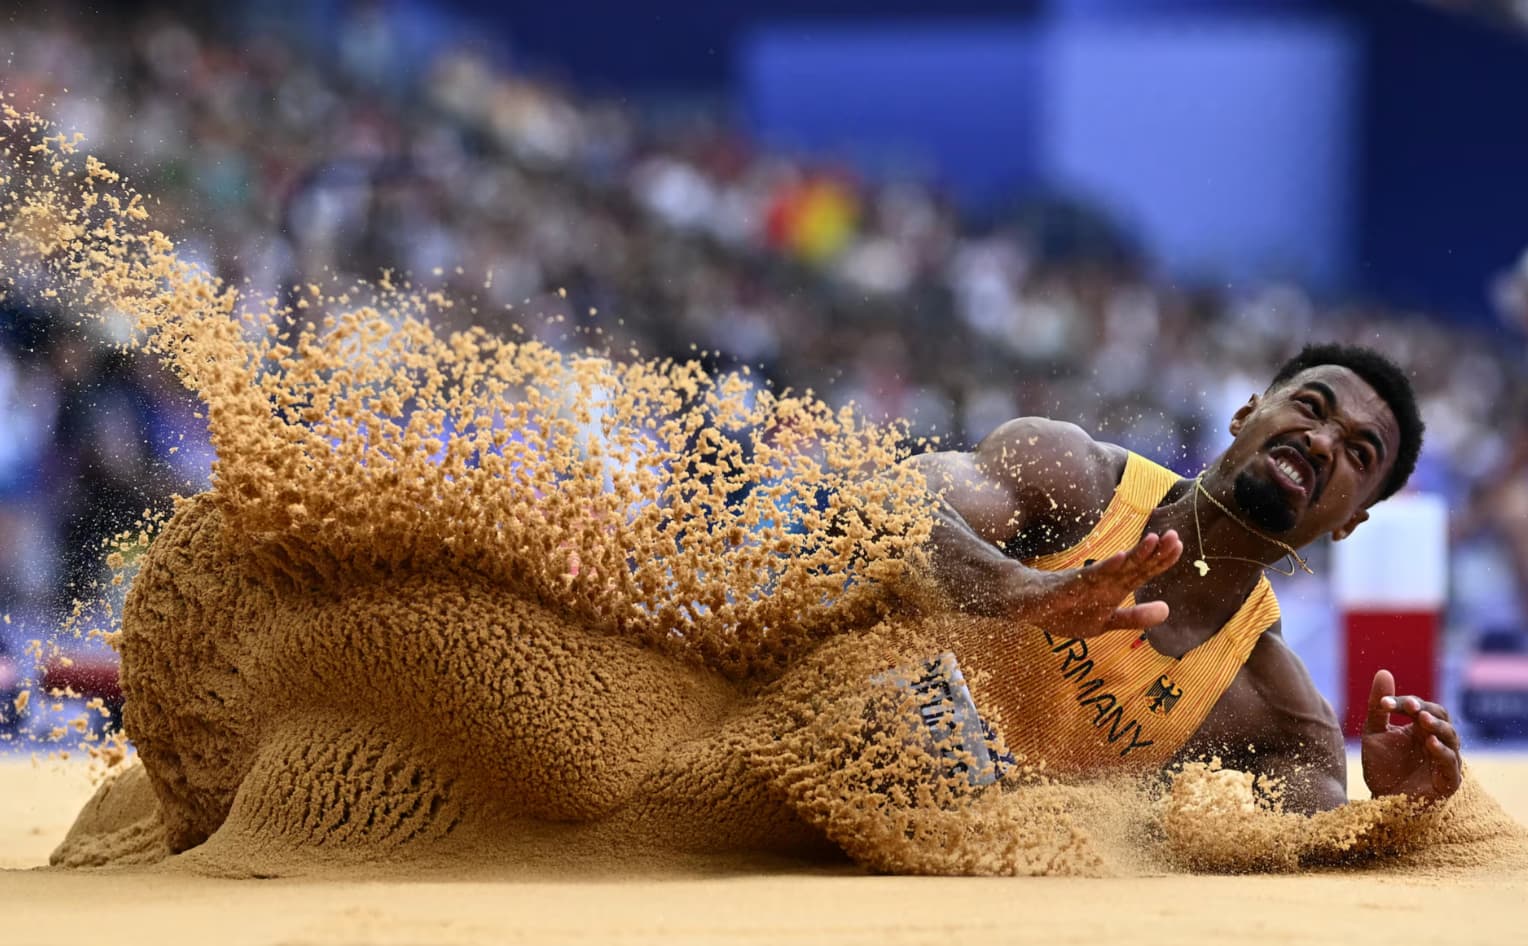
[973,417,1126,509]
[909,416,1128,554]
[975,416,1102,458]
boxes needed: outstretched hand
[1019,530,1183,639]
[1361,669,1463,803]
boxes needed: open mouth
[1266,445,1315,501]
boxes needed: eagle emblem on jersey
[1146,674,1183,716]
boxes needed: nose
[1303,426,1337,467]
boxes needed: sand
[5,754,1528,945]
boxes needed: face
[1221,365,1401,547]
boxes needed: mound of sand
[46,486,1528,879]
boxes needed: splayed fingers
[1036,531,1182,637]
[1369,675,1460,750]
[1362,669,1463,801]
[1084,530,1182,625]
[1084,531,1184,586]
[1386,693,1462,794]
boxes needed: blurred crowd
[1,3,1526,712]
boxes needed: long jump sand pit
[4,754,1527,945]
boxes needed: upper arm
[902,417,1115,547]
[1257,733,1347,815]
[1239,630,1349,814]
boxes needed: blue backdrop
[741,24,1044,210]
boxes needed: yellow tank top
[950,452,1281,776]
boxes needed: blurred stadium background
[1,0,1525,747]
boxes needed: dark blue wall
[742,24,1045,208]
[447,0,1040,90]
[437,1,1315,89]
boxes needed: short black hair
[1268,343,1423,502]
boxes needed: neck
[1147,474,1297,598]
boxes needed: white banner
[1332,492,1448,610]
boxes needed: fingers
[1129,531,1158,562]
[1104,600,1170,631]
[1418,710,1461,754]
[1084,539,1151,576]
[1376,683,1463,754]
[1426,734,1463,797]
[1388,696,1461,754]
[1088,532,1156,572]
[1083,531,1183,585]
[1069,532,1180,634]
[1385,694,1451,723]
[1364,669,1397,735]
[1148,530,1184,577]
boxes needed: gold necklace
[1190,476,1313,578]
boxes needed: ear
[1229,394,1260,436]
[1332,508,1370,542]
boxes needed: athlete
[906,343,1462,813]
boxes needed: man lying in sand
[906,342,1462,813]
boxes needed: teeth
[1275,458,1305,486]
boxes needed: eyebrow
[1303,381,1387,464]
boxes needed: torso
[1009,441,1339,772]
